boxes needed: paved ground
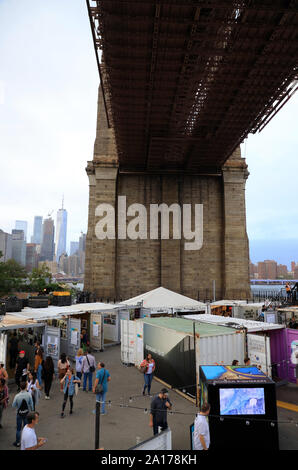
[0,345,297,450]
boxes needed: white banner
[247,334,271,377]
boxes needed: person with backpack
[81,349,96,392]
[92,362,111,415]
[12,381,34,447]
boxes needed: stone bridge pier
[84,88,250,302]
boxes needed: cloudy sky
[0,0,297,266]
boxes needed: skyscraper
[70,241,79,256]
[31,216,43,244]
[15,220,28,242]
[11,229,26,266]
[55,199,67,262]
[40,218,55,262]
[0,229,12,262]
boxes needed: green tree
[29,264,53,293]
[0,259,27,296]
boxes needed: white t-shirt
[193,414,210,450]
[146,363,154,374]
[21,425,37,450]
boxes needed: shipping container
[121,317,245,401]
[184,314,287,381]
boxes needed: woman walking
[0,378,9,429]
[42,356,55,399]
[26,370,41,411]
[140,353,156,396]
[34,348,43,389]
[0,363,8,384]
[58,353,70,391]
[75,349,84,387]
[60,368,81,418]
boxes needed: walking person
[82,348,96,392]
[80,329,90,353]
[193,403,211,451]
[26,371,41,411]
[140,353,156,396]
[75,348,84,387]
[92,362,111,415]
[58,353,70,392]
[9,332,19,370]
[34,348,43,388]
[15,350,30,392]
[42,356,55,399]
[0,363,8,384]
[21,411,47,450]
[0,378,9,429]
[149,388,172,435]
[12,381,34,447]
[60,368,81,418]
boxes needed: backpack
[17,398,29,417]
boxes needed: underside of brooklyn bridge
[84,0,298,301]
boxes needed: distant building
[31,216,43,244]
[277,264,288,278]
[26,243,39,272]
[55,202,67,263]
[78,232,86,274]
[257,260,277,279]
[11,229,26,266]
[70,241,79,256]
[291,261,297,272]
[40,218,55,262]
[294,266,298,280]
[249,262,257,278]
[38,260,58,275]
[15,220,28,242]
[0,229,12,262]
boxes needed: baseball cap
[161,388,168,394]
[19,350,25,354]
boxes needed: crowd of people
[1,339,265,451]
[0,342,112,449]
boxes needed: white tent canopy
[120,287,206,310]
[7,302,122,322]
[183,313,284,332]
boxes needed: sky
[0,0,297,265]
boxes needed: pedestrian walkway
[0,346,197,450]
[0,345,297,450]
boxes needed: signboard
[67,318,81,360]
[0,333,7,368]
[247,334,271,377]
[90,313,103,351]
[44,326,60,371]
[287,329,298,383]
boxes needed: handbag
[95,370,106,394]
[86,355,95,373]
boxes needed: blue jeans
[83,371,93,391]
[16,414,28,444]
[76,371,82,387]
[96,391,107,414]
[37,364,42,386]
[143,373,153,394]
